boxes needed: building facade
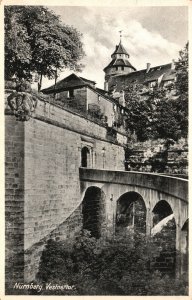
[103,40,176,94]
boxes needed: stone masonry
[5,92,127,292]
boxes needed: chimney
[171,59,175,70]
[146,63,151,73]
[104,81,108,91]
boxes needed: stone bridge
[5,95,188,291]
[79,168,188,274]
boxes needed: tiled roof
[79,76,96,85]
[96,87,109,97]
[112,41,129,56]
[41,72,124,107]
[162,70,176,81]
[112,63,176,86]
[42,73,94,94]
[104,58,136,72]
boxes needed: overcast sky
[40,6,188,90]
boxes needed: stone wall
[5,116,25,292]
[82,187,106,239]
[125,139,188,176]
[5,94,126,291]
[151,219,176,276]
[35,98,127,146]
[23,108,125,250]
[24,203,83,283]
[87,88,114,126]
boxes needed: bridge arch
[152,200,173,227]
[151,199,176,276]
[181,219,188,255]
[116,191,146,235]
[82,186,106,238]
[180,219,188,274]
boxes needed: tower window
[121,66,124,71]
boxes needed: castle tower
[103,39,136,91]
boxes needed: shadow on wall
[82,186,106,239]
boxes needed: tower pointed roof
[104,39,136,72]
[111,41,129,57]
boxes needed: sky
[39,6,188,90]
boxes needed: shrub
[35,230,188,295]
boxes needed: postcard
[1,0,190,298]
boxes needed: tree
[124,83,157,141]
[4,6,32,81]
[4,6,85,90]
[173,42,188,138]
[123,43,188,142]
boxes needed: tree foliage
[4,6,85,89]
[124,43,188,142]
[35,230,188,295]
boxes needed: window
[121,66,124,71]
[55,93,60,100]
[116,66,118,71]
[81,147,90,167]
[69,89,74,98]
[98,95,101,102]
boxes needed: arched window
[81,146,90,167]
